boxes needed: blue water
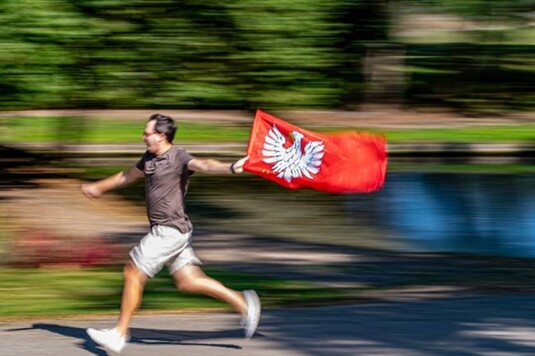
[346,172,535,258]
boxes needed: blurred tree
[329,0,393,108]
[228,1,344,109]
[0,0,532,113]
[401,0,534,114]
[0,0,90,108]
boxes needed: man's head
[148,113,176,143]
[143,114,177,153]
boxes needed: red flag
[243,109,387,194]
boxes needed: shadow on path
[259,296,535,355]
[4,296,535,355]
[5,324,106,356]
[5,323,242,355]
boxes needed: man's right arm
[81,166,143,199]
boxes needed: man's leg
[116,259,149,336]
[172,264,245,313]
[87,259,148,353]
[172,264,261,339]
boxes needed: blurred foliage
[0,266,351,318]
[0,0,532,113]
[5,116,535,145]
[0,116,251,142]
[4,116,535,144]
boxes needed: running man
[82,113,260,353]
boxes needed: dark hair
[148,113,177,143]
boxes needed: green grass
[389,163,535,174]
[2,116,535,144]
[384,125,535,143]
[0,266,353,320]
[0,116,250,143]
[3,261,535,320]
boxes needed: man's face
[143,120,165,153]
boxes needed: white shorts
[129,225,202,278]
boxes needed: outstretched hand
[232,156,249,174]
[81,183,103,199]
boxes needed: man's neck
[155,143,173,156]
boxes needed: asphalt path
[2,295,535,355]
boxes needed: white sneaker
[87,327,128,353]
[242,290,261,339]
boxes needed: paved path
[2,295,535,355]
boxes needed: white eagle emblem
[262,124,325,182]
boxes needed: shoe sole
[243,290,261,339]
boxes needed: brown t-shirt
[135,146,194,233]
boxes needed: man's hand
[81,183,103,199]
[231,156,249,174]
[80,168,142,198]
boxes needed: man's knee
[175,276,200,293]
[123,261,147,285]
[174,265,205,293]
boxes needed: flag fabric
[243,110,387,194]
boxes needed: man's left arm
[187,156,248,174]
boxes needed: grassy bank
[0,266,355,320]
[3,256,535,320]
[2,116,535,144]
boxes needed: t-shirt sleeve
[135,152,148,171]
[177,148,195,170]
